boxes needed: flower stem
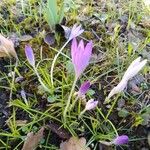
[63,77,78,122]
[106,119,118,136]
[78,108,86,119]
[69,96,79,111]
[50,39,70,86]
[34,67,50,93]
[105,95,119,119]
[9,59,19,100]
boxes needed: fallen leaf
[0,34,17,58]
[139,17,150,28]
[60,137,91,150]
[22,127,44,150]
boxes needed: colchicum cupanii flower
[107,57,147,99]
[71,38,93,79]
[112,135,129,145]
[25,45,50,93]
[79,99,98,118]
[78,81,91,97]
[25,45,35,67]
[99,135,129,146]
[69,24,84,40]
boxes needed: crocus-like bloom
[71,38,93,78]
[85,99,98,110]
[69,24,84,40]
[99,135,129,146]
[113,135,129,145]
[78,81,90,97]
[107,57,147,99]
[25,45,35,67]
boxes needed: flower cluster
[24,23,148,147]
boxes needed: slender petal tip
[113,135,129,145]
[25,45,35,67]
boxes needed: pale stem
[9,59,19,100]
[78,108,86,119]
[34,67,50,93]
[63,77,78,121]
[105,95,119,119]
[50,39,70,86]
[106,119,118,136]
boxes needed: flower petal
[25,45,35,67]
[85,99,98,110]
[78,81,90,96]
[123,57,141,80]
[71,38,78,65]
[113,135,129,145]
[107,79,127,99]
[69,24,84,40]
[71,39,93,78]
[123,59,147,81]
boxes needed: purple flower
[71,38,93,78]
[78,81,90,97]
[113,135,129,145]
[85,99,98,110]
[25,45,35,67]
[69,24,84,40]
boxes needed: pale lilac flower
[85,99,98,110]
[122,57,147,81]
[71,38,93,78]
[69,24,84,40]
[25,45,35,67]
[113,135,129,145]
[78,81,90,97]
[99,135,129,146]
[107,57,147,99]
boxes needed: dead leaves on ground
[22,127,44,150]
[60,137,91,150]
[0,34,17,58]
[22,126,90,150]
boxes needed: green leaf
[46,0,58,30]
[48,0,57,23]
[57,1,64,23]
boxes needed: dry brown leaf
[60,137,91,150]
[22,127,44,150]
[0,34,17,58]
[139,18,150,28]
